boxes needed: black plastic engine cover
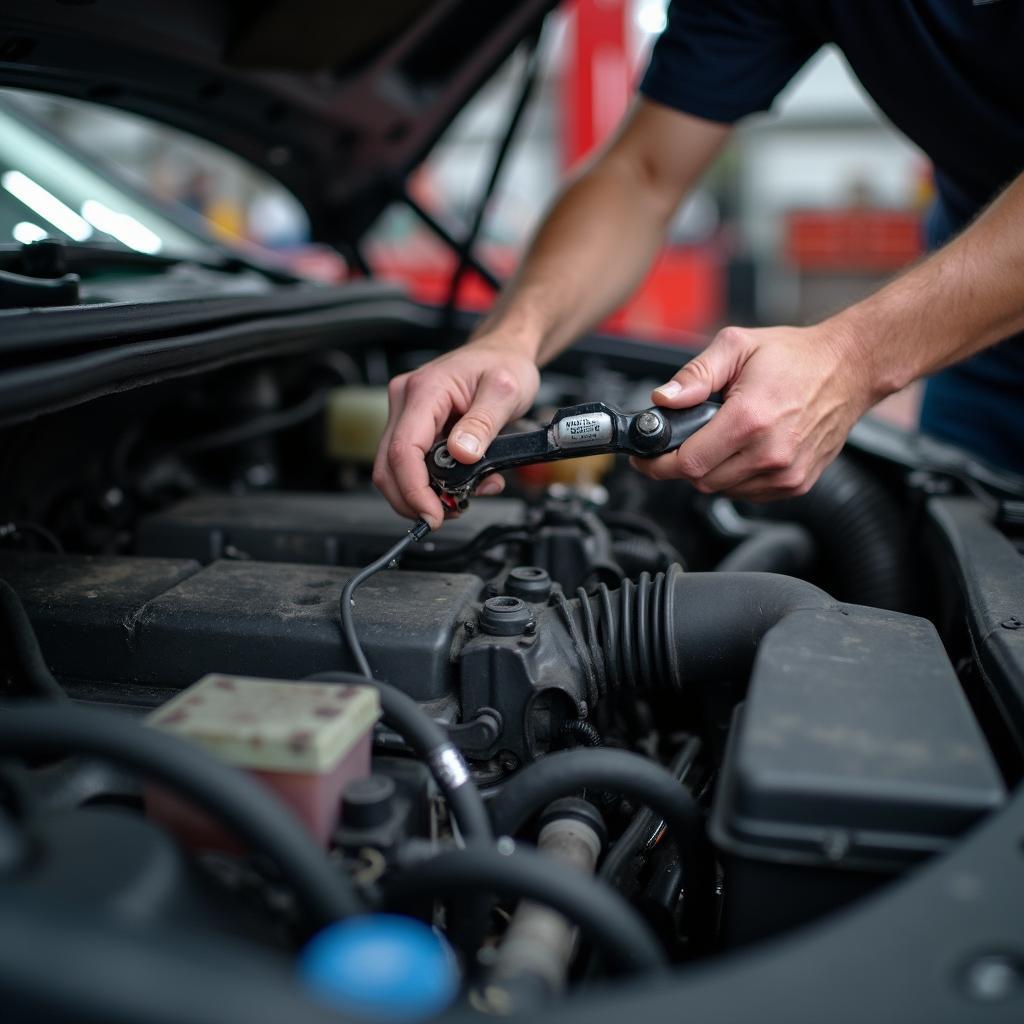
[137,492,526,565]
[0,552,481,700]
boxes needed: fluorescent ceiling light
[2,170,92,241]
[12,221,47,245]
[81,199,163,255]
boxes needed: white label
[553,412,612,448]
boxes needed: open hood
[0,0,557,246]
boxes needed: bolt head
[636,410,663,436]
[433,445,457,469]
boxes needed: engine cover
[137,492,526,566]
[0,552,482,702]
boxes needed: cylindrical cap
[299,915,458,1022]
[478,595,533,636]
[505,566,552,603]
[342,774,396,829]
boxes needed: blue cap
[299,915,459,1022]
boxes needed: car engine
[0,331,1019,1022]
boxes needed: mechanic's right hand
[373,337,540,530]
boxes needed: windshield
[0,98,216,261]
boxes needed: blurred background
[0,0,928,423]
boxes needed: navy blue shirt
[640,0,1024,473]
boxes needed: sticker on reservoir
[553,412,613,448]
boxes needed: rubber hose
[0,580,67,702]
[751,454,911,610]
[611,535,670,577]
[382,845,666,975]
[574,565,834,691]
[306,672,492,845]
[488,747,712,940]
[0,703,362,924]
[713,523,816,576]
[599,737,701,888]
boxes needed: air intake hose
[747,455,911,611]
[563,565,835,694]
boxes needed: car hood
[0,0,556,246]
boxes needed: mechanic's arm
[636,171,1024,501]
[374,99,730,527]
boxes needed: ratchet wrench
[427,400,719,513]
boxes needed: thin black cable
[0,703,363,925]
[338,520,431,678]
[307,671,493,846]
[0,580,67,701]
[489,747,713,941]
[326,519,493,846]
[560,718,603,748]
[404,523,529,566]
[382,845,666,974]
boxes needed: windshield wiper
[0,238,297,309]
[0,237,234,276]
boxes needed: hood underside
[0,0,557,245]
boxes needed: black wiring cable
[489,747,713,940]
[338,519,431,678]
[307,671,493,846]
[382,845,667,975]
[560,718,603,748]
[0,580,67,701]
[404,523,529,566]
[0,703,363,925]
[0,521,63,553]
[321,517,494,846]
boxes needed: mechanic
[374,0,1024,530]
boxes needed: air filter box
[710,605,1005,945]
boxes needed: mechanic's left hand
[630,323,876,501]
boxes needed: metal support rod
[443,33,544,322]
[402,193,501,291]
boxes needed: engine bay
[1,325,1022,1021]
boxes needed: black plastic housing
[0,552,481,701]
[137,492,526,566]
[711,605,1005,944]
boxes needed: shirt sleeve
[639,0,822,124]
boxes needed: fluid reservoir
[326,385,390,463]
[146,673,379,847]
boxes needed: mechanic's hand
[631,324,875,501]
[373,337,540,529]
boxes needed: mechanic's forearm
[830,171,1024,398]
[470,102,731,366]
[474,160,670,364]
